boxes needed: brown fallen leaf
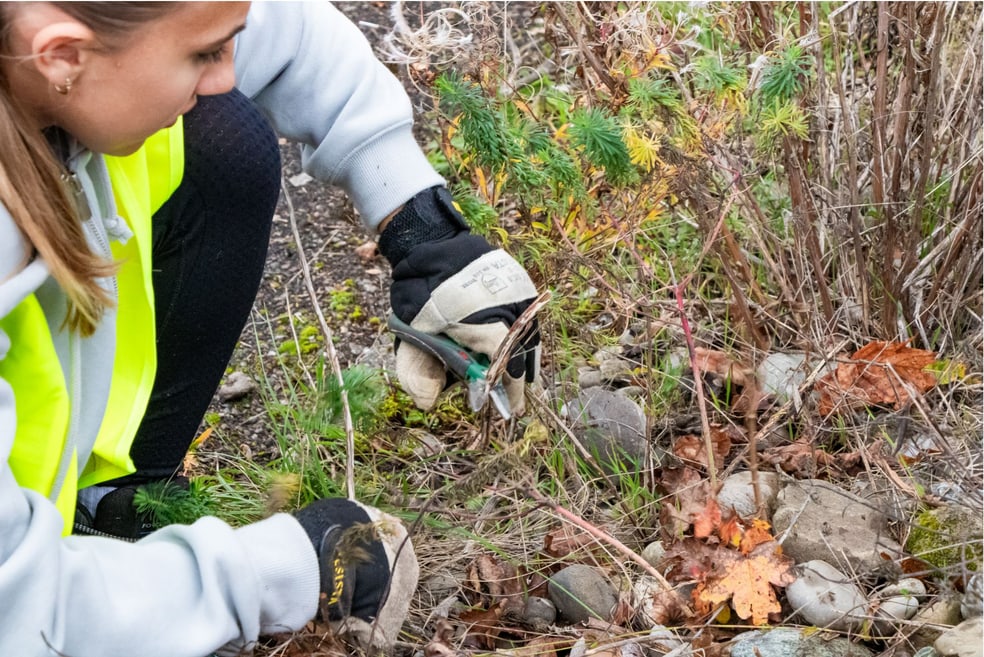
[694,540,795,626]
[636,586,695,626]
[662,537,719,584]
[543,525,609,563]
[816,340,939,416]
[760,439,861,477]
[465,553,525,610]
[693,347,757,389]
[658,466,723,538]
[424,619,461,657]
[672,427,732,472]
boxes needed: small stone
[641,541,666,567]
[288,171,313,187]
[785,560,868,632]
[565,388,648,476]
[874,577,926,635]
[647,625,687,654]
[547,564,618,624]
[577,368,604,389]
[217,371,258,402]
[716,471,780,519]
[757,352,808,404]
[522,596,557,627]
[911,597,964,649]
[598,357,635,385]
[962,573,983,619]
[729,627,873,657]
[935,617,984,657]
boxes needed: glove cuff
[378,185,470,267]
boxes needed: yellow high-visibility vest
[0,123,184,533]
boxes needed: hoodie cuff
[304,122,445,231]
[235,513,321,634]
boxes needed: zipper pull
[61,172,92,223]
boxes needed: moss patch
[906,506,983,573]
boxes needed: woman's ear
[30,20,95,90]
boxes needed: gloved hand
[294,498,418,651]
[378,185,540,415]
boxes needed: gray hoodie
[0,3,441,656]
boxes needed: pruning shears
[387,314,512,420]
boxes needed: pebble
[757,352,808,404]
[962,573,983,619]
[728,627,873,657]
[641,541,666,567]
[563,388,650,475]
[217,371,258,402]
[911,597,964,649]
[716,470,780,519]
[522,596,557,627]
[647,624,688,655]
[935,617,984,657]
[785,560,868,632]
[873,577,926,635]
[547,564,618,624]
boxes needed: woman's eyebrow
[201,22,247,50]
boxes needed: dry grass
[239,2,982,655]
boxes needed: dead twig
[282,178,357,500]
[525,487,676,592]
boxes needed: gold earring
[54,77,73,95]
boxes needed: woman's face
[12,2,251,156]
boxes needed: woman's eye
[197,45,228,64]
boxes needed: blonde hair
[0,3,178,336]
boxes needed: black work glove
[378,185,541,414]
[294,498,419,652]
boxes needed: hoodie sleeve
[0,212,320,657]
[234,2,445,229]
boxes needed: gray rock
[717,471,780,519]
[217,371,258,402]
[962,573,983,619]
[617,386,647,400]
[873,577,926,635]
[935,617,984,657]
[421,573,459,601]
[785,560,868,632]
[728,627,873,657]
[648,624,689,655]
[878,577,925,619]
[772,479,903,573]
[911,597,964,649]
[577,368,605,390]
[915,649,942,657]
[641,541,666,567]
[565,388,649,475]
[757,352,808,404]
[522,596,557,627]
[547,564,618,624]
[598,356,635,385]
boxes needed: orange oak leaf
[816,341,939,416]
[695,541,795,626]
